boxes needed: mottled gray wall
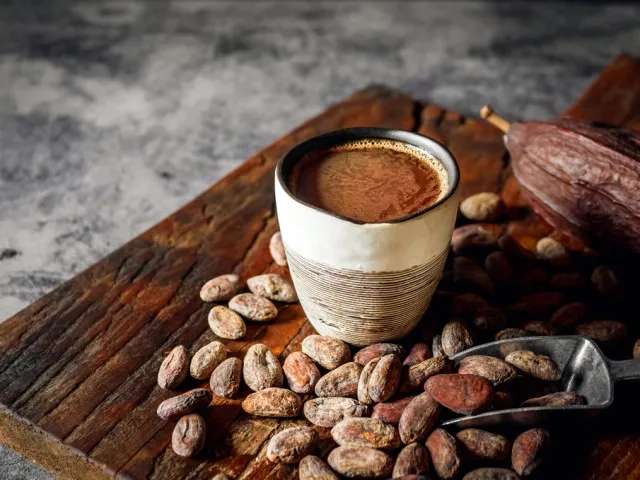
[0,1,639,478]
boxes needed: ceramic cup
[275,127,460,345]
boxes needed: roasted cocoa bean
[332,417,400,451]
[354,343,405,365]
[315,362,362,398]
[208,306,246,340]
[211,474,230,480]
[498,235,536,266]
[432,334,445,358]
[634,339,640,359]
[283,351,321,394]
[511,428,550,476]
[404,343,432,367]
[473,308,507,332]
[371,396,415,424]
[463,468,521,480]
[591,265,620,296]
[367,354,402,403]
[460,192,504,221]
[550,271,586,290]
[520,391,586,407]
[393,443,431,477]
[519,320,556,337]
[304,397,370,428]
[456,428,511,462]
[495,328,531,341]
[441,319,475,357]
[247,273,298,303]
[210,357,243,398]
[190,341,227,380]
[270,232,288,266]
[157,389,212,421]
[451,225,498,256]
[484,251,513,285]
[425,374,494,415]
[267,426,318,463]
[200,274,243,302]
[520,291,565,317]
[505,351,561,381]
[229,293,278,321]
[328,446,393,479]
[400,356,452,393]
[549,302,587,330]
[241,388,301,417]
[171,414,206,457]
[575,320,628,344]
[158,345,189,390]
[453,293,489,316]
[453,257,495,296]
[426,429,462,480]
[357,357,379,404]
[493,391,515,410]
[514,268,549,291]
[458,355,517,385]
[302,335,351,370]
[399,392,441,444]
[299,455,339,480]
[535,237,570,266]
[243,343,284,391]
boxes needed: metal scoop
[442,335,640,429]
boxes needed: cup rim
[275,127,461,225]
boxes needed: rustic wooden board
[0,54,639,480]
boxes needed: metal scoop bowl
[442,335,640,429]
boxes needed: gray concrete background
[1,1,639,478]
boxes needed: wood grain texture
[0,55,639,479]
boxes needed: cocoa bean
[457,355,517,385]
[634,339,640,359]
[441,319,475,357]
[371,396,415,424]
[211,474,230,480]
[368,354,402,403]
[283,351,321,394]
[208,306,246,340]
[404,343,432,367]
[456,428,511,461]
[519,320,556,337]
[514,268,549,291]
[247,273,298,303]
[190,341,227,380]
[498,235,536,266]
[171,414,206,457]
[520,391,586,407]
[453,257,495,296]
[519,291,565,317]
[332,417,400,451]
[550,272,586,290]
[549,302,587,330]
[472,308,507,332]
[505,351,561,381]
[200,274,243,302]
[495,328,531,341]
[460,192,504,221]
[399,392,441,444]
[304,397,370,428]
[453,293,489,316]
[591,265,620,296]
[267,426,318,464]
[511,428,550,476]
[158,345,189,390]
[493,391,515,410]
[575,320,628,344]
[157,389,212,421]
[535,237,570,266]
[243,343,284,391]
[432,334,445,358]
[241,388,301,417]
[484,251,513,285]
[451,225,498,256]
[425,374,494,415]
[426,429,461,480]
[354,343,405,365]
[315,362,362,398]
[393,443,431,477]
[463,468,521,480]
[400,356,452,393]
[357,357,379,404]
[229,293,278,321]
[299,455,339,480]
[270,232,288,266]
[328,446,393,479]
[210,357,243,398]
[302,335,351,370]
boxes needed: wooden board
[0,54,639,480]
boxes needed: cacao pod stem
[480,105,510,133]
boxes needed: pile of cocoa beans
[154,200,637,479]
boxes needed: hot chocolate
[287,139,447,223]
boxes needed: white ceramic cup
[275,128,460,345]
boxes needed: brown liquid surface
[288,140,445,223]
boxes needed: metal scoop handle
[608,358,640,382]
